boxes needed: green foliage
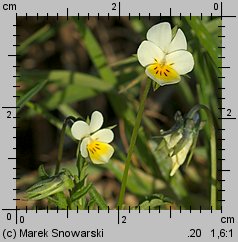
[19,16,220,210]
[17,79,48,113]
[136,194,173,210]
[89,186,108,210]
[71,183,92,203]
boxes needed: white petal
[147,22,172,53]
[91,129,114,143]
[137,41,165,67]
[170,139,193,176]
[164,133,183,150]
[170,162,180,176]
[71,121,90,140]
[89,111,104,133]
[168,29,187,53]
[145,67,181,86]
[166,50,194,75]
[80,137,90,158]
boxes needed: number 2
[122,216,126,223]
[227,109,231,117]
[112,3,117,10]
[7,111,11,118]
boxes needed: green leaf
[17,25,56,55]
[136,194,173,210]
[73,18,117,85]
[48,192,68,209]
[106,159,166,196]
[38,164,49,178]
[58,104,82,119]
[26,102,72,137]
[19,70,113,91]
[89,185,108,210]
[87,198,96,210]
[19,70,114,110]
[17,79,48,113]
[185,17,222,75]
[71,183,92,203]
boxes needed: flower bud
[159,109,203,176]
[26,170,74,200]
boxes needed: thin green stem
[76,142,84,178]
[117,79,152,208]
[187,104,217,209]
[55,116,76,175]
[75,141,88,209]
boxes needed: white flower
[71,111,114,164]
[137,22,194,86]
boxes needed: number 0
[214,3,219,10]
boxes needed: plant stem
[76,142,83,178]
[55,116,76,175]
[204,108,217,209]
[75,141,88,209]
[187,104,217,209]
[117,79,152,208]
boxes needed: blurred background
[16,16,222,209]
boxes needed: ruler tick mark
[117,206,120,224]
[218,117,236,120]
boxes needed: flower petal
[137,41,165,67]
[170,139,193,176]
[89,111,104,133]
[166,50,194,75]
[145,66,181,86]
[164,132,183,150]
[91,129,114,143]
[147,22,172,53]
[87,141,114,164]
[71,121,90,140]
[170,161,180,177]
[168,29,187,53]
[80,137,90,158]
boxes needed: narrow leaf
[89,185,108,210]
[71,183,92,203]
[185,17,221,75]
[17,79,48,113]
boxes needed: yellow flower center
[87,140,112,164]
[147,58,180,83]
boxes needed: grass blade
[89,185,108,210]
[71,183,92,203]
[185,17,222,75]
[17,79,48,113]
[73,18,117,85]
[17,25,56,55]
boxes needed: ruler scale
[0,0,237,241]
